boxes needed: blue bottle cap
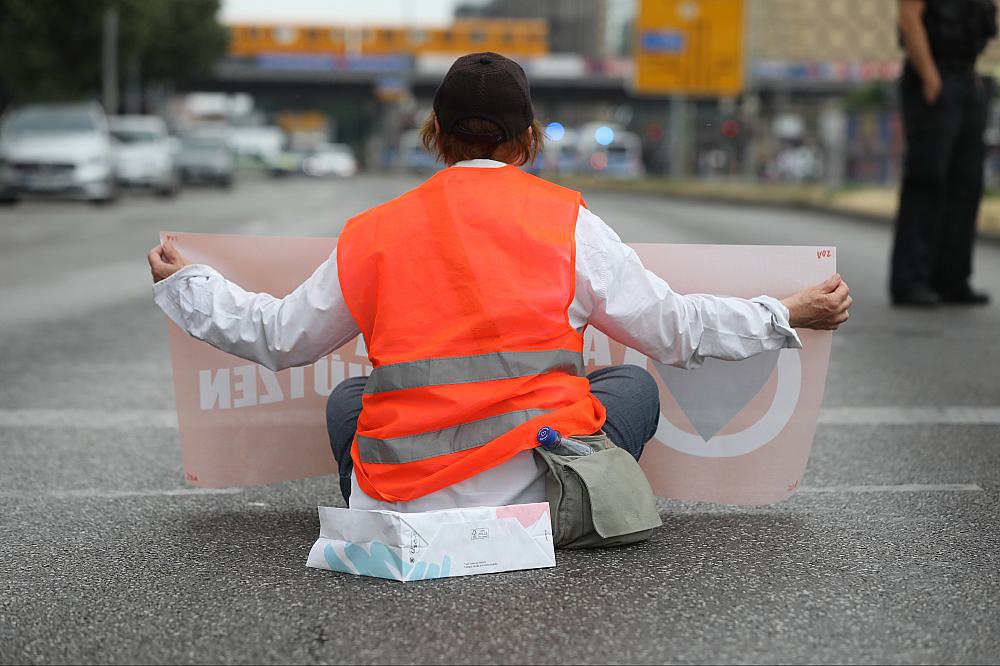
[536,426,560,449]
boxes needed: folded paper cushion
[306,503,556,581]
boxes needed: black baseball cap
[432,52,534,144]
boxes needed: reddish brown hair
[420,113,544,166]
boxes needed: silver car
[110,115,179,197]
[0,102,116,204]
[176,133,235,188]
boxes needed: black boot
[938,284,991,305]
[891,286,940,307]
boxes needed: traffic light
[721,119,742,139]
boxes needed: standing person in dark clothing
[892,0,997,306]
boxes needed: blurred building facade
[11,0,1000,185]
[749,0,897,64]
[227,19,549,59]
[748,0,1000,73]
[456,0,609,58]
[199,0,1000,184]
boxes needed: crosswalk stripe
[4,406,1000,429]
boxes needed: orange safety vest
[337,164,606,502]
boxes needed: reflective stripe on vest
[364,349,585,395]
[357,408,550,464]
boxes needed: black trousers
[891,64,989,295]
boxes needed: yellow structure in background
[275,111,327,134]
[228,19,549,58]
[633,0,744,96]
[274,111,330,151]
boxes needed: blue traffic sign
[640,30,686,53]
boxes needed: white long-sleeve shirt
[154,159,802,512]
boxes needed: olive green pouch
[533,434,662,549]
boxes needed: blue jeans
[325,364,661,504]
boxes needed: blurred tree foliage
[843,81,892,114]
[0,0,229,104]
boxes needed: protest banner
[161,232,834,504]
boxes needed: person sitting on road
[148,52,852,514]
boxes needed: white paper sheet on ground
[306,503,556,581]
[161,232,834,505]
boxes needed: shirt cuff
[151,264,221,326]
[751,295,803,350]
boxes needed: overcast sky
[218,0,486,26]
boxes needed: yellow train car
[228,19,549,59]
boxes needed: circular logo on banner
[652,349,802,458]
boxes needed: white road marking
[4,406,999,429]
[0,488,243,498]
[0,409,177,429]
[0,484,983,501]
[797,483,983,494]
[819,406,1000,425]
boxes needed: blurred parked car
[176,133,234,187]
[265,149,306,178]
[110,115,178,197]
[769,145,823,183]
[540,126,580,174]
[0,101,116,204]
[227,125,285,164]
[301,143,357,178]
[397,129,439,173]
[576,123,644,178]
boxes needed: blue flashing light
[594,126,615,146]
[545,122,566,142]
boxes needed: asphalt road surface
[2,174,998,664]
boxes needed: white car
[110,115,179,197]
[0,102,116,204]
[301,143,358,178]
